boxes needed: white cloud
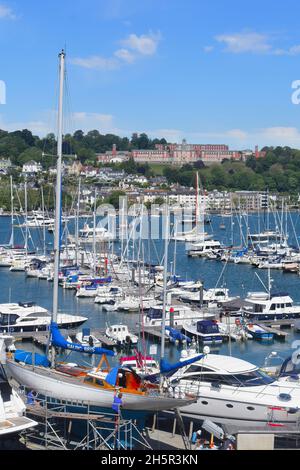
[114,48,136,63]
[0,4,16,20]
[72,112,115,132]
[70,56,119,71]
[226,129,248,140]
[120,32,161,56]
[215,32,272,54]
[214,31,300,57]
[0,115,52,135]
[71,31,161,71]
[203,45,214,53]
[274,45,300,56]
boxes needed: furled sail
[160,354,204,374]
[50,322,115,356]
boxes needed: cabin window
[247,406,255,411]
[254,304,263,313]
[226,404,233,408]
[84,377,94,384]
[0,314,18,325]
[201,401,208,405]
[185,365,212,374]
[95,379,104,386]
[270,304,276,310]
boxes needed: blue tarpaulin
[50,322,115,356]
[15,350,50,367]
[165,326,191,344]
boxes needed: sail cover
[15,350,50,367]
[50,322,115,357]
[160,354,204,374]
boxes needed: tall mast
[75,178,81,267]
[41,186,46,257]
[93,188,97,275]
[160,202,169,363]
[25,177,28,258]
[10,176,14,247]
[51,50,65,367]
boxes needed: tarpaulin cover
[165,326,191,343]
[15,350,50,367]
[50,322,115,356]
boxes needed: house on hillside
[22,160,42,175]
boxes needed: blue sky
[2,0,300,149]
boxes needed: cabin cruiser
[0,302,87,333]
[182,320,223,345]
[78,224,115,242]
[180,288,237,308]
[144,305,214,328]
[170,351,300,426]
[187,240,222,257]
[102,295,159,312]
[94,286,124,304]
[243,291,300,320]
[105,324,138,346]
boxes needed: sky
[2,0,300,149]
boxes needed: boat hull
[6,361,193,412]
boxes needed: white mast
[51,50,65,367]
[93,188,97,275]
[75,178,81,267]
[10,176,14,247]
[25,177,28,259]
[41,186,46,257]
[160,202,169,363]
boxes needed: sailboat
[5,50,196,413]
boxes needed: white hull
[6,361,191,411]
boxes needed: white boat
[180,287,237,308]
[107,296,140,312]
[243,291,300,320]
[105,324,138,346]
[78,224,115,242]
[217,321,252,341]
[94,286,123,304]
[0,335,37,437]
[182,320,223,345]
[144,305,214,328]
[0,302,87,333]
[74,328,102,347]
[187,240,222,257]
[171,351,300,426]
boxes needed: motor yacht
[171,351,300,426]
[0,302,87,333]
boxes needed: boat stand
[19,396,152,451]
